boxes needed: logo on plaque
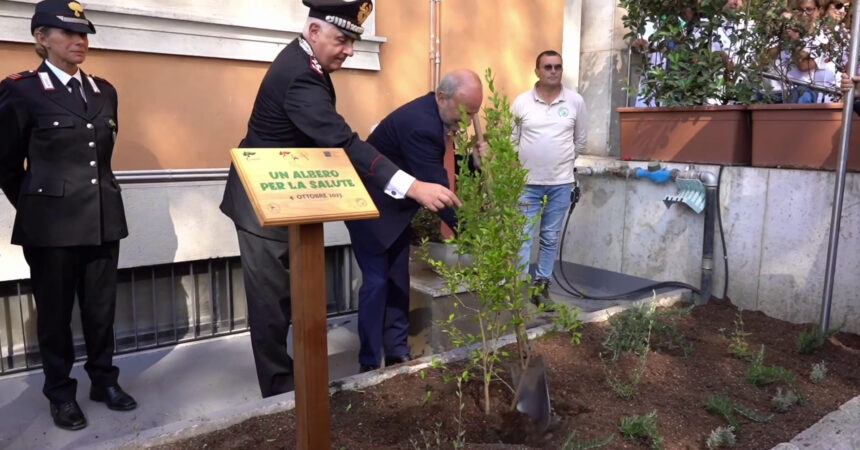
[230,148,379,226]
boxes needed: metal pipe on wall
[435,0,442,88]
[429,0,436,91]
[677,169,718,304]
[820,6,860,331]
[698,186,717,304]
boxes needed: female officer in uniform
[0,0,136,431]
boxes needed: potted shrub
[616,0,772,164]
[749,103,860,171]
[746,0,860,171]
[619,0,859,170]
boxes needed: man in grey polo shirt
[512,50,587,307]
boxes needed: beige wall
[0,0,564,170]
[440,0,566,97]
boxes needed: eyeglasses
[794,6,817,14]
[833,2,850,10]
[542,64,563,71]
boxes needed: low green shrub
[561,431,615,450]
[703,395,739,432]
[727,311,751,359]
[796,324,838,355]
[619,411,663,450]
[604,299,692,360]
[705,426,736,449]
[746,346,795,387]
[771,388,800,413]
[810,362,828,384]
[551,303,584,345]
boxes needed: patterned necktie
[67,78,87,111]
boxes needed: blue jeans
[788,87,816,104]
[518,183,573,281]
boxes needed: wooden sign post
[230,148,378,450]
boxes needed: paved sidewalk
[0,315,362,450]
[771,395,860,450]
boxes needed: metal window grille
[0,246,358,376]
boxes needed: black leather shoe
[530,279,557,311]
[384,354,412,367]
[50,401,87,430]
[359,364,378,373]
[89,385,137,411]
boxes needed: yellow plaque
[230,148,379,226]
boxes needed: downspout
[429,0,434,91]
[434,0,442,88]
[676,168,718,304]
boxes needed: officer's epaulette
[90,75,113,87]
[5,70,37,81]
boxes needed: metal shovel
[511,354,552,433]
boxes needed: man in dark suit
[219,0,462,398]
[346,70,484,371]
[0,0,136,430]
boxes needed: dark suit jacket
[220,37,399,241]
[345,93,456,253]
[0,62,127,247]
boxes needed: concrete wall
[578,2,630,157]
[566,157,860,334]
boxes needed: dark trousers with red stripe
[235,226,295,398]
[23,242,121,404]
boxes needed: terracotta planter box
[618,105,751,165]
[750,103,860,171]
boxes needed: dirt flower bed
[160,300,860,449]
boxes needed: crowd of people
[631,0,855,105]
[771,0,853,103]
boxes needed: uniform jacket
[220,37,399,241]
[0,62,127,247]
[345,93,456,253]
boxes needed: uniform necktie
[67,78,87,112]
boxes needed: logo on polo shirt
[558,107,570,118]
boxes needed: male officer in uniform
[220,0,462,398]
[345,70,484,372]
[0,0,135,430]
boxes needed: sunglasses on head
[542,64,563,71]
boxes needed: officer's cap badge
[68,1,83,17]
[357,2,372,25]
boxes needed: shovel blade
[514,355,552,432]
